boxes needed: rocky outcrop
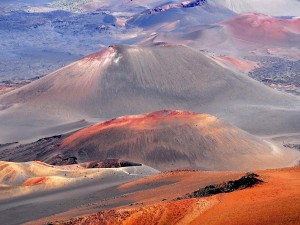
[176,173,263,199]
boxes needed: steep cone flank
[44,110,297,171]
[0,44,299,143]
[0,46,117,117]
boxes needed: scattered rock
[81,159,142,168]
[283,143,300,151]
[176,173,263,200]
[53,155,78,165]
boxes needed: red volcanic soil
[47,110,283,171]
[54,167,300,225]
[83,46,116,61]
[33,160,49,166]
[0,82,29,95]
[60,198,215,225]
[215,56,258,73]
[61,110,195,147]
[222,13,300,46]
[22,177,48,186]
[0,164,9,170]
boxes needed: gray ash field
[0,9,134,81]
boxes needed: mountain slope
[52,167,300,225]
[154,13,300,54]
[42,110,298,171]
[127,1,235,30]
[222,13,300,48]
[0,44,299,143]
[0,160,157,200]
[211,0,300,16]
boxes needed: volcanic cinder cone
[43,110,298,171]
[0,44,299,143]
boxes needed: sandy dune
[0,44,299,143]
[21,167,300,225]
[0,160,158,201]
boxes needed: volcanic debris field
[0,0,300,225]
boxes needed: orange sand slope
[55,167,300,225]
[46,110,299,171]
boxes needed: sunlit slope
[0,44,299,143]
[44,110,298,171]
[0,160,158,200]
[212,0,300,16]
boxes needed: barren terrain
[0,1,299,224]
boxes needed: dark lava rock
[52,155,78,165]
[283,143,300,151]
[81,159,142,168]
[176,173,263,200]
